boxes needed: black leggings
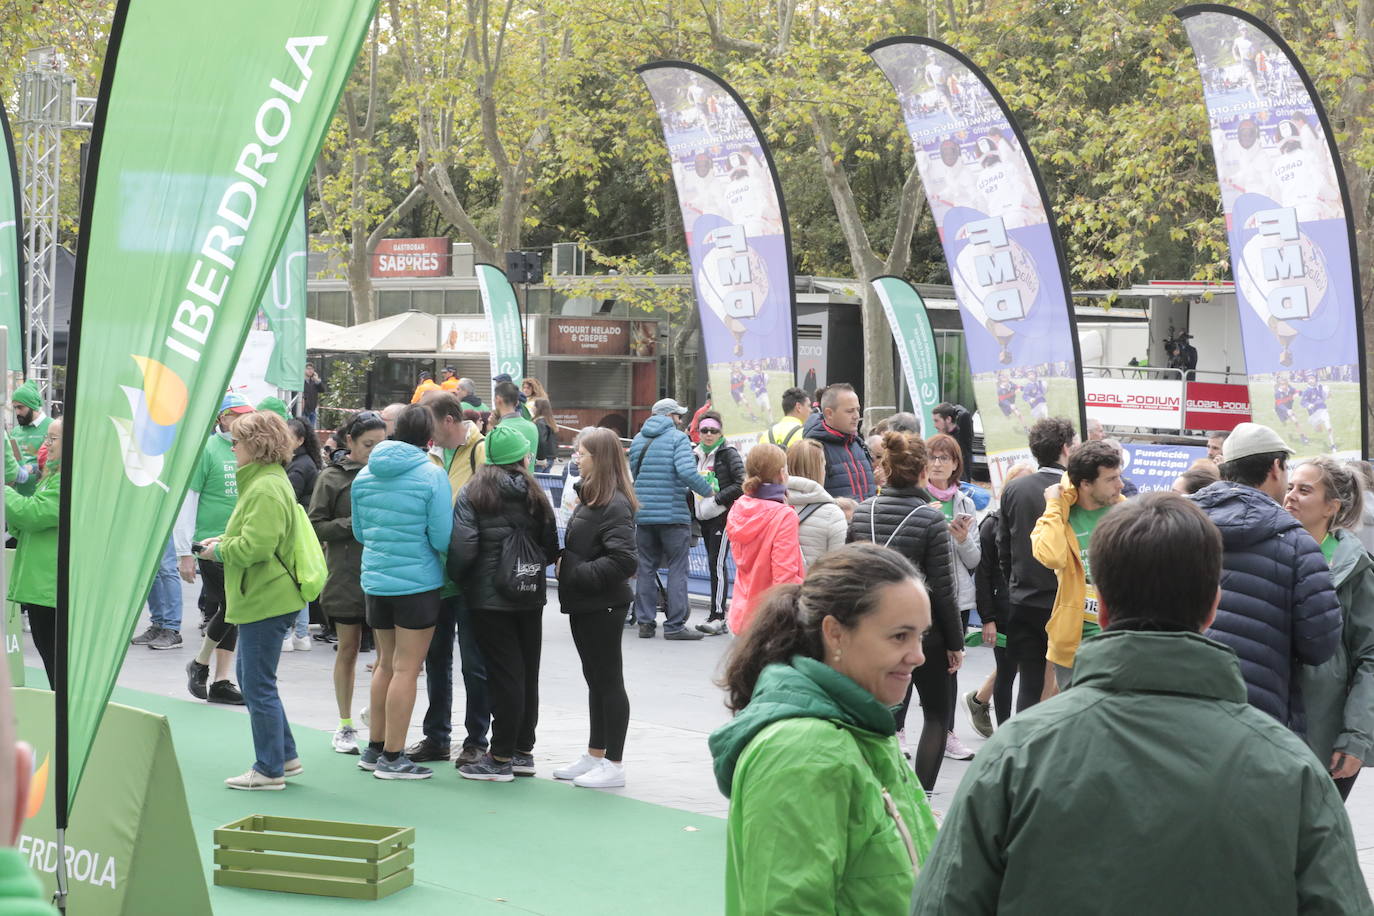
[700,516,730,621]
[568,606,631,761]
[472,609,542,760]
[946,610,971,729]
[23,605,54,689]
[197,559,238,651]
[895,645,951,794]
[991,645,1016,725]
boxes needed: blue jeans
[422,593,491,749]
[291,606,309,638]
[236,611,299,778]
[633,523,692,633]
[146,539,182,632]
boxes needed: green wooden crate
[213,814,415,900]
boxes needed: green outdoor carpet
[100,680,726,915]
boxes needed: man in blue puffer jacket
[803,383,875,500]
[1189,423,1340,731]
[628,398,714,641]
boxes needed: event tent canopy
[307,310,438,352]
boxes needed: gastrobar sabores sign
[371,237,450,278]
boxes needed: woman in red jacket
[725,445,804,634]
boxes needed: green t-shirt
[1070,502,1112,637]
[1321,532,1337,564]
[938,498,955,521]
[190,433,238,541]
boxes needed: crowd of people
[8,366,1374,912]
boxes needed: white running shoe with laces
[553,754,601,781]
[332,725,360,755]
[573,758,625,789]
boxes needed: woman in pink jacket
[726,444,804,634]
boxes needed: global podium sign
[1084,377,1183,431]
[1184,381,1252,431]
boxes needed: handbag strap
[869,495,928,549]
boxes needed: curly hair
[878,431,928,489]
[233,411,294,466]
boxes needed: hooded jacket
[351,440,454,596]
[1189,480,1341,726]
[724,492,804,634]
[911,631,1371,915]
[218,462,304,625]
[448,469,560,612]
[803,412,875,500]
[627,415,713,525]
[975,510,1009,627]
[559,485,636,613]
[996,465,1064,609]
[850,486,960,652]
[285,446,319,509]
[708,657,937,916]
[1030,472,1126,668]
[785,475,847,568]
[5,469,59,607]
[307,456,366,620]
[1300,528,1374,770]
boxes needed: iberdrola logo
[111,355,187,492]
[25,752,48,820]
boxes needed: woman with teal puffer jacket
[709,543,939,915]
[350,406,453,780]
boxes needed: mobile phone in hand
[191,543,206,555]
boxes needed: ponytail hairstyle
[1302,456,1364,532]
[287,417,322,470]
[742,443,787,496]
[719,543,923,712]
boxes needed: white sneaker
[281,636,294,653]
[553,754,601,781]
[292,635,313,652]
[225,769,285,791]
[573,758,625,789]
[332,726,360,755]
[944,732,975,760]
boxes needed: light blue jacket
[351,440,453,596]
[628,415,712,525]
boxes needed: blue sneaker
[358,746,381,772]
[458,753,514,782]
[373,754,432,780]
[511,752,536,777]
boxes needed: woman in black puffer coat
[849,430,960,794]
[553,427,638,788]
[448,425,560,781]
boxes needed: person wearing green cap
[5,419,62,688]
[9,381,50,498]
[257,396,291,421]
[170,394,253,703]
[448,424,559,782]
[490,380,538,460]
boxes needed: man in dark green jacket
[913,492,1372,915]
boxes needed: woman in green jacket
[200,411,306,791]
[1285,456,1374,800]
[709,543,939,915]
[4,420,61,688]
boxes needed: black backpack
[494,522,547,601]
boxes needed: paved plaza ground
[21,580,1374,910]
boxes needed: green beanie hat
[485,424,530,466]
[257,396,290,421]
[11,381,41,411]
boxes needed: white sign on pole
[1083,377,1183,430]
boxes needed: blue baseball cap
[219,392,253,415]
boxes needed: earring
[833,650,841,663]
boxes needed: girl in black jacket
[691,411,745,634]
[448,425,561,782]
[849,431,961,794]
[285,417,323,651]
[553,427,638,788]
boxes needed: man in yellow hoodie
[1031,440,1125,690]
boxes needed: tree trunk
[346,252,376,325]
[670,307,701,405]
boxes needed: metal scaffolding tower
[16,48,94,406]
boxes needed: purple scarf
[755,482,787,504]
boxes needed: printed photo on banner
[869,41,1081,488]
[640,66,795,439]
[1182,11,1360,458]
